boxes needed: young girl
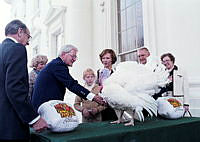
[74,68,106,123]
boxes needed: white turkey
[101,61,169,126]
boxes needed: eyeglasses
[68,54,77,60]
[24,32,32,40]
[162,59,171,63]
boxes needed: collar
[6,36,18,43]
[58,57,68,67]
[168,65,178,76]
[174,65,178,70]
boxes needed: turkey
[101,61,169,126]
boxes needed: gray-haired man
[32,44,105,112]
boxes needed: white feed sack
[157,97,184,119]
[38,100,79,132]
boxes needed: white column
[64,0,93,79]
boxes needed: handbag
[183,110,192,117]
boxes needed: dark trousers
[101,106,118,121]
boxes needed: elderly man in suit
[0,20,48,141]
[31,44,105,112]
[137,47,166,73]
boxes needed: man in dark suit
[32,44,105,111]
[0,20,48,141]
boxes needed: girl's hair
[83,68,95,79]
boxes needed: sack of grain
[38,100,79,132]
[157,97,184,119]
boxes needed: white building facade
[5,0,200,116]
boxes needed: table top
[31,117,200,142]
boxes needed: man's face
[62,50,77,66]
[19,28,32,46]
[138,49,150,64]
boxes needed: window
[56,33,62,56]
[117,0,144,62]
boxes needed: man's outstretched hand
[32,117,48,133]
[92,95,107,106]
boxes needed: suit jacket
[31,57,90,111]
[0,38,38,140]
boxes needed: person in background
[31,44,106,112]
[138,47,150,65]
[0,19,48,141]
[137,47,166,117]
[96,49,117,86]
[96,49,118,121]
[29,54,48,100]
[137,47,164,72]
[74,68,106,123]
[154,53,189,112]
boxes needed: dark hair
[99,49,117,64]
[161,53,175,63]
[5,19,27,36]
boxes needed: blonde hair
[83,68,95,80]
[30,54,48,68]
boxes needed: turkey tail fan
[135,109,144,122]
[135,106,145,122]
[135,93,158,116]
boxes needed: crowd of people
[0,19,190,141]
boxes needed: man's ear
[60,52,67,58]
[17,28,23,38]
[147,52,150,57]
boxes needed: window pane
[136,1,143,17]
[121,31,127,52]
[126,5,136,29]
[126,0,139,7]
[120,10,127,31]
[120,52,138,62]
[127,28,137,50]
[120,0,126,10]
[126,0,134,7]
[137,25,144,47]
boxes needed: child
[74,68,106,123]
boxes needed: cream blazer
[173,67,189,105]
